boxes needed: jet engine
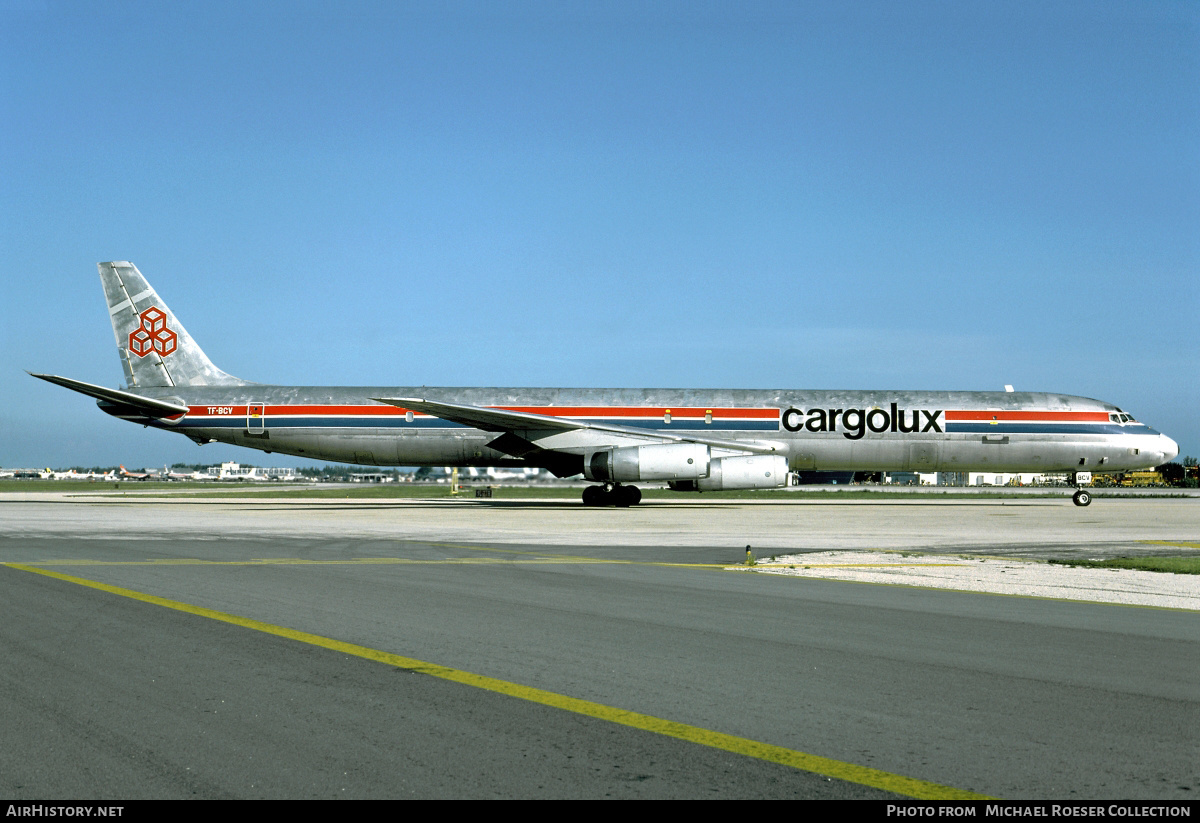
[584,443,710,482]
[667,455,789,491]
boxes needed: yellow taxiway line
[7,562,992,800]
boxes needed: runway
[1,494,1197,799]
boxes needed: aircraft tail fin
[98,262,251,388]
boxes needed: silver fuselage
[116,385,1176,474]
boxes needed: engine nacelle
[584,443,710,482]
[668,455,789,491]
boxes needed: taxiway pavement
[1,494,1196,799]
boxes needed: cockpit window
[1110,413,1121,423]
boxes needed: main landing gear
[582,483,643,507]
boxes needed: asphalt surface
[1,494,1197,799]
[4,491,1198,560]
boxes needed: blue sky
[2,0,1197,468]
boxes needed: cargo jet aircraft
[30,262,1178,507]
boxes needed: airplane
[30,262,1179,508]
[46,468,116,481]
[486,467,542,481]
[455,466,541,482]
[118,464,155,481]
[46,468,85,480]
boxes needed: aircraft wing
[372,397,786,455]
[29,372,190,416]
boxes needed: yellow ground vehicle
[1119,471,1165,487]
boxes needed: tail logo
[128,307,178,358]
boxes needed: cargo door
[247,402,265,434]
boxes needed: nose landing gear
[582,483,642,507]
[1070,471,1093,506]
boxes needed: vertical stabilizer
[99,261,251,388]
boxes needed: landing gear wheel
[1072,490,1092,507]
[583,484,641,507]
[614,484,642,507]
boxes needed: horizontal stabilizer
[28,372,189,417]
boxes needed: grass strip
[1047,556,1200,575]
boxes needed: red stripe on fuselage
[184,404,779,418]
[498,406,778,418]
[179,406,1105,422]
[188,405,249,416]
[944,410,1109,422]
[186,405,410,417]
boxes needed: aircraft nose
[1160,435,1179,463]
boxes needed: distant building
[967,472,1047,486]
[206,462,297,481]
[791,471,855,485]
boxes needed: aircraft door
[791,453,817,470]
[247,402,265,433]
[906,442,938,471]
